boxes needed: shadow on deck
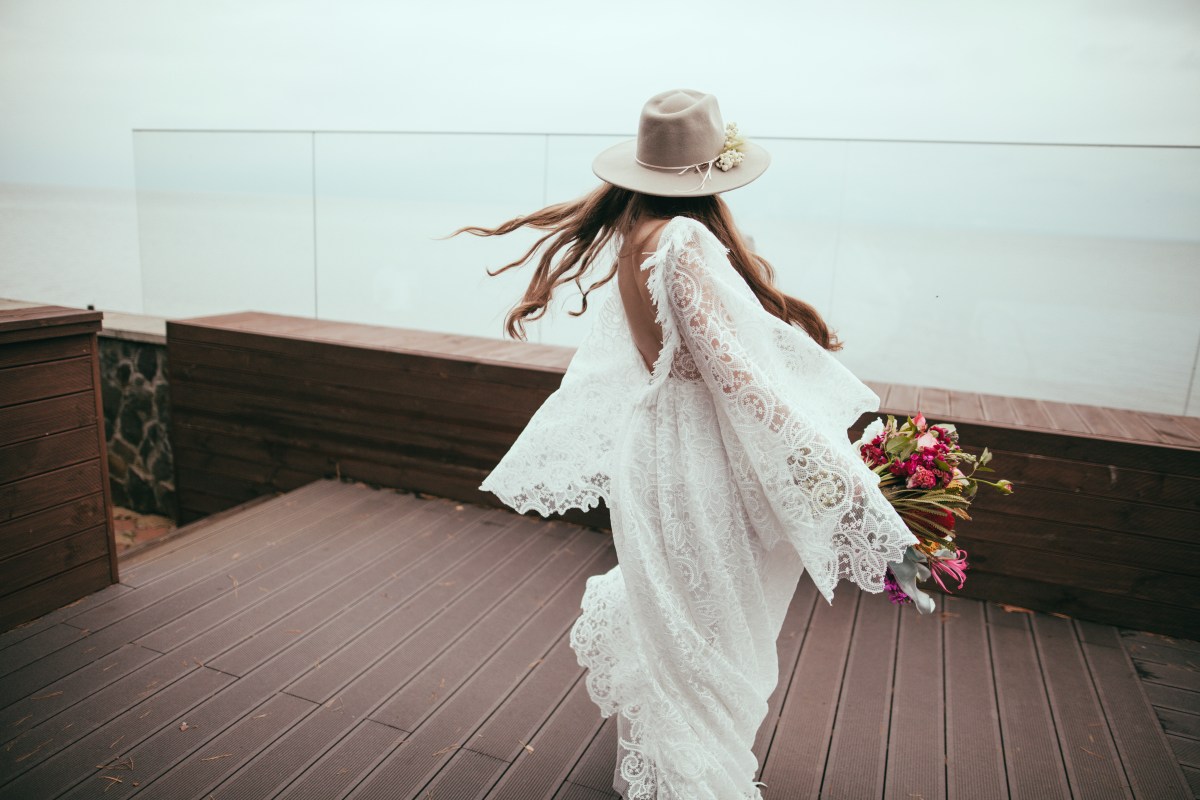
[0,479,1194,799]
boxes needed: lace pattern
[643,216,917,601]
[484,214,918,799]
[478,279,646,517]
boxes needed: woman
[458,89,918,800]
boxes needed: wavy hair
[451,183,842,351]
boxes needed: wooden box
[0,305,118,631]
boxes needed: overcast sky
[1,0,1198,188]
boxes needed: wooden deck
[0,479,1193,800]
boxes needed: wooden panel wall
[166,313,606,530]
[0,306,118,631]
[166,312,1199,639]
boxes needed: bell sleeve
[478,287,645,517]
[644,217,918,603]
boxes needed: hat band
[634,154,718,194]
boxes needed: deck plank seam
[65,494,398,657]
[274,509,532,702]
[0,642,157,744]
[374,529,609,737]
[561,716,617,796]
[982,605,1014,800]
[118,479,352,585]
[116,479,335,572]
[122,689,315,799]
[129,498,453,664]
[84,489,385,643]
[0,650,202,780]
[209,506,525,683]
[6,664,235,798]
[119,487,396,591]
[476,668,598,798]
[0,494,475,714]
[1080,621,1195,798]
[1055,615,1135,798]
[941,594,951,800]
[881,596,905,799]
[300,514,563,710]
[0,584,132,652]
[816,592,863,798]
[408,544,617,797]
[1026,613,1081,798]
[756,585,819,773]
[459,646,590,768]
[355,524,596,729]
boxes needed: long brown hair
[451,183,842,351]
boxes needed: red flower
[907,466,938,489]
[859,444,888,467]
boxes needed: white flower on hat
[715,122,746,172]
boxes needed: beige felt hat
[592,88,770,197]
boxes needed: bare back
[616,218,672,374]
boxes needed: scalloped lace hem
[569,569,766,800]
[478,477,608,518]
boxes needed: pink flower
[913,412,927,430]
[930,548,969,592]
[884,570,911,605]
[907,466,938,489]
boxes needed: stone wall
[97,334,178,521]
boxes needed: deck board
[943,595,1008,800]
[988,603,1073,800]
[822,592,899,798]
[884,602,946,800]
[0,478,1191,799]
[1116,623,1200,799]
[1029,614,1130,799]
[757,591,859,797]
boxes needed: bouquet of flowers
[856,412,1013,613]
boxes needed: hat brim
[592,139,770,198]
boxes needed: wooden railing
[165,310,1199,639]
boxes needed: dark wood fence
[165,311,605,531]
[166,311,1199,639]
[0,305,118,631]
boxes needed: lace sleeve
[478,284,648,518]
[646,217,918,603]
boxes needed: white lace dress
[479,215,917,800]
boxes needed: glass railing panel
[313,132,547,341]
[133,131,316,319]
[132,130,1199,415]
[733,139,1200,414]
